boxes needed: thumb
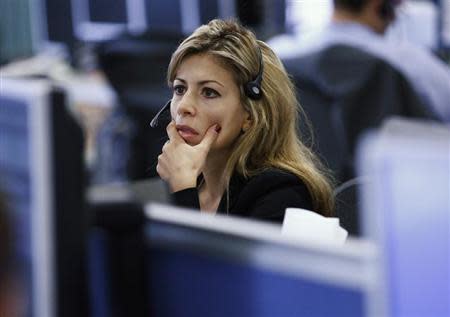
[198,124,220,150]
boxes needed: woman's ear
[241,112,252,133]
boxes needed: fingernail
[215,125,221,133]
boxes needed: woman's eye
[173,85,186,95]
[203,87,220,98]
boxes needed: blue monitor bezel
[144,204,379,316]
[71,0,147,42]
[0,79,56,317]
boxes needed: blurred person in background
[284,0,450,121]
[155,19,335,222]
[271,1,447,234]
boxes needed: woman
[155,19,334,222]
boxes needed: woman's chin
[182,137,200,146]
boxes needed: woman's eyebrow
[174,77,224,87]
[174,77,186,83]
[198,80,224,87]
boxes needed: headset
[150,47,264,128]
[243,47,264,100]
[149,99,171,128]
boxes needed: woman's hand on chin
[156,121,220,192]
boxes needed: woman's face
[170,53,250,151]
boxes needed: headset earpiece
[244,81,262,100]
[244,47,264,100]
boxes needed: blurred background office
[0,1,449,317]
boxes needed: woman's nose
[176,92,197,116]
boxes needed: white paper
[282,208,348,245]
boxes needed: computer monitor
[236,0,286,39]
[36,0,77,54]
[144,204,378,317]
[71,0,147,41]
[438,0,450,51]
[135,0,237,35]
[144,0,236,35]
[284,0,332,35]
[87,202,378,316]
[1,0,76,64]
[143,0,195,35]
[198,0,236,23]
[0,78,88,317]
[71,0,237,43]
[358,118,450,317]
[0,0,38,64]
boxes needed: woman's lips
[176,125,199,141]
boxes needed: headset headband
[243,47,264,100]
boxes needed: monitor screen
[0,78,87,317]
[89,0,128,23]
[71,0,238,43]
[1,0,77,62]
[144,0,185,33]
[72,0,146,41]
[144,205,376,317]
[235,0,286,39]
[0,0,37,64]
[38,0,76,52]
[198,0,236,25]
[358,118,450,317]
[144,0,237,35]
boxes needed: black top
[171,168,314,223]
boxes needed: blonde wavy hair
[167,19,335,216]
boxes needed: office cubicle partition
[0,78,87,317]
[359,118,450,317]
[87,178,170,317]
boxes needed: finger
[199,124,220,150]
[156,166,168,181]
[156,155,168,180]
[162,139,170,152]
[156,158,164,178]
[166,121,183,142]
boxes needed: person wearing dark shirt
[154,19,334,223]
